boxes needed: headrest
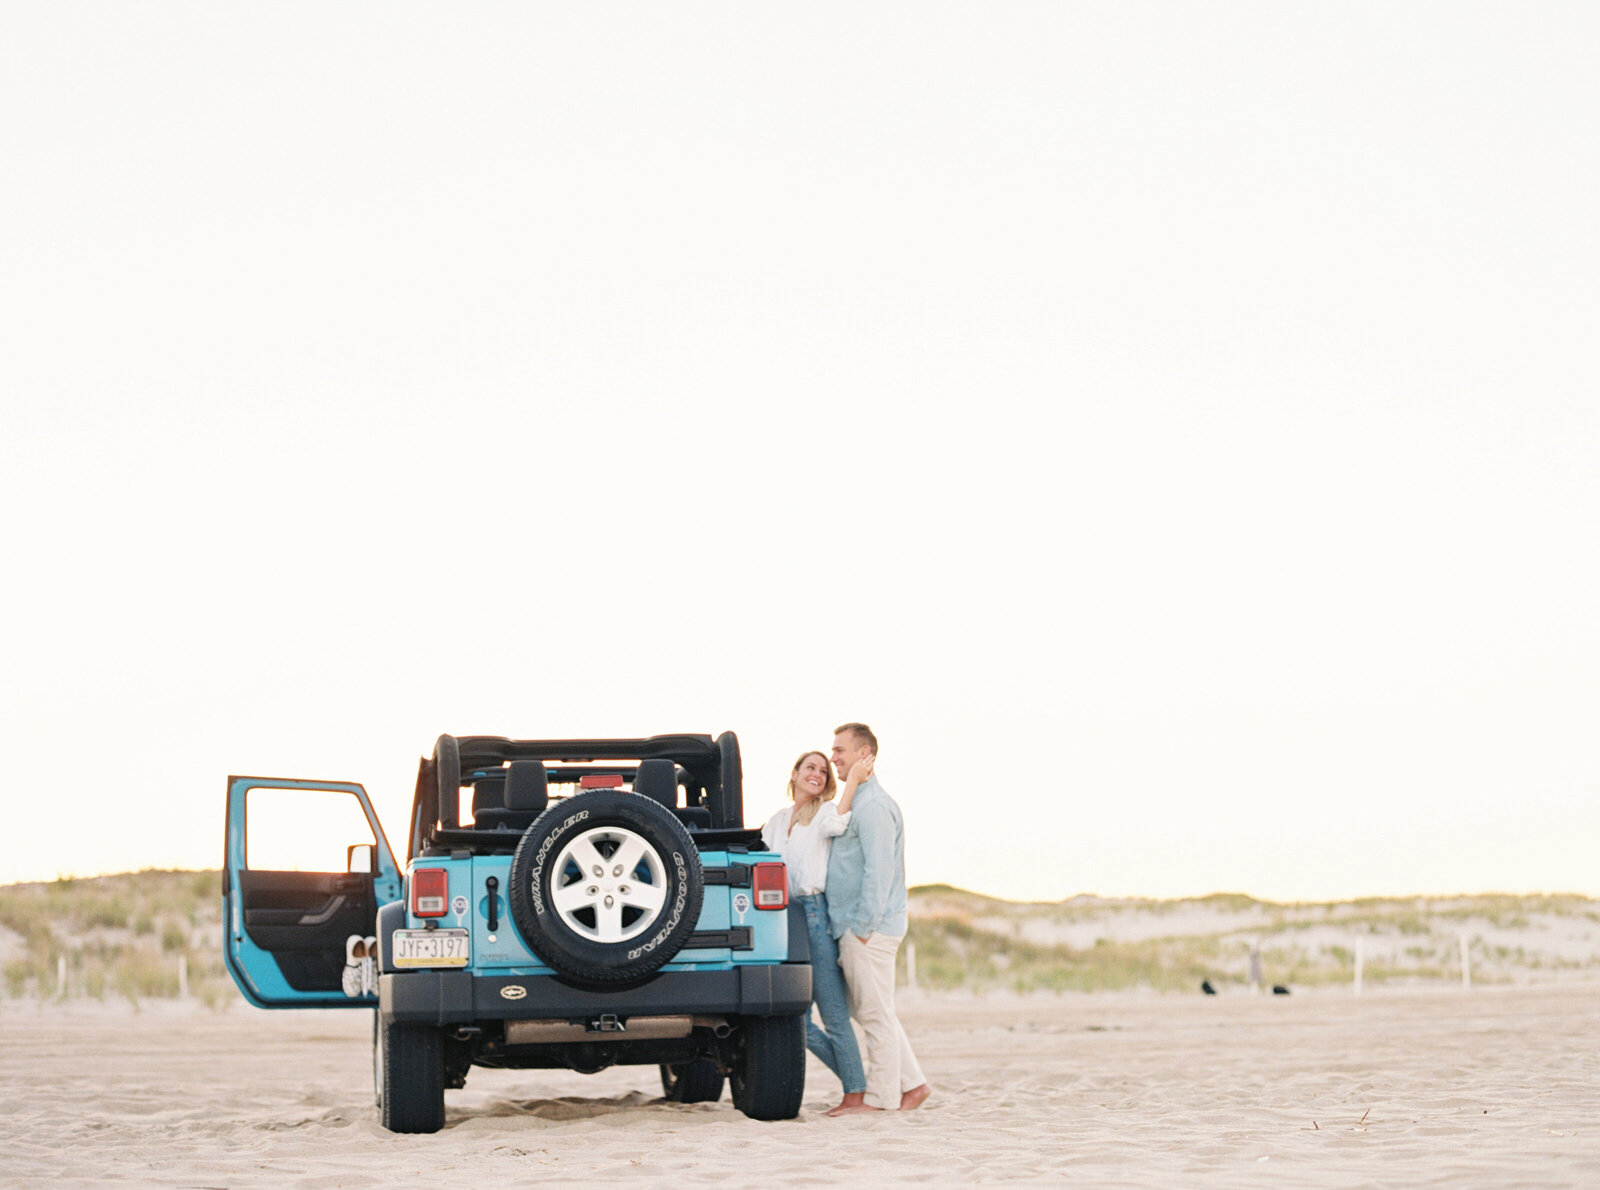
[505,761,549,813]
[470,775,507,817]
[632,759,678,809]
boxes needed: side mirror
[347,844,375,874]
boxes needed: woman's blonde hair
[787,751,838,827]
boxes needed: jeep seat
[473,760,548,831]
[469,775,507,824]
[632,759,678,809]
[634,760,712,831]
[676,806,712,831]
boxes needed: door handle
[296,895,348,926]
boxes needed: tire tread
[380,1018,445,1133]
[730,1013,806,1120]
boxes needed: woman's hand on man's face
[847,754,874,784]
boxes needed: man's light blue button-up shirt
[824,775,908,941]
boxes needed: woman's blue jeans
[796,893,866,1095]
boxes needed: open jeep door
[224,776,401,1008]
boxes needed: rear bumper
[379,963,812,1026]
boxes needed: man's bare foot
[826,1093,882,1117]
[899,1083,932,1110]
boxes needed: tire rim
[549,825,670,943]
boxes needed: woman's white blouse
[760,801,853,897]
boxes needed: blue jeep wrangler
[223,732,812,1132]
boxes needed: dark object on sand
[1272,985,1291,995]
[1201,980,1217,995]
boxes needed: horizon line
[6,866,1597,907]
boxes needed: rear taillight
[752,862,788,910]
[580,774,624,789]
[411,868,448,917]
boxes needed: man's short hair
[833,722,878,756]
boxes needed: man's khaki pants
[837,931,926,1110]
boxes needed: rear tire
[660,1057,725,1104]
[380,1017,446,1133]
[730,1014,805,1120]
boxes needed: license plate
[392,928,470,968]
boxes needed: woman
[761,748,873,1115]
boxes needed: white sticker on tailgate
[392,928,470,968]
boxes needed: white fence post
[1459,932,1470,989]
[1354,937,1363,996]
[906,941,918,991]
[178,954,189,999]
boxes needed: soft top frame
[456,734,717,768]
[407,731,748,860]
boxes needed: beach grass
[0,869,230,1007]
[3,871,1596,1005]
[901,885,1600,994]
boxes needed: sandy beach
[6,981,1597,1188]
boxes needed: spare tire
[508,791,704,988]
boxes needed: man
[823,722,932,1116]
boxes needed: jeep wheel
[508,790,704,988]
[730,1013,806,1120]
[379,1017,446,1134]
[661,1057,725,1104]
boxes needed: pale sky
[3,3,1596,902]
